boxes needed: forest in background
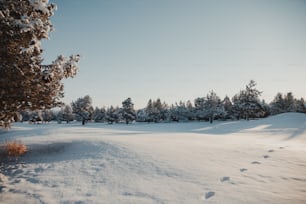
[17,80,306,125]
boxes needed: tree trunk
[209,116,213,124]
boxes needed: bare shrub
[1,141,27,158]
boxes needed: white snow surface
[0,113,306,204]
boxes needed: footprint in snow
[204,191,215,200]
[263,155,270,159]
[279,147,285,149]
[251,161,261,164]
[0,186,6,193]
[268,149,274,153]
[220,176,230,182]
[240,168,248,172]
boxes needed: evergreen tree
[145,99,154,122]
[122,98,136,124]
[114,107,123,123]
[0,0,80,128]
[295,98,306,113]
[232,92,243,120]
[261,100,271,118]
[105,106,115,124]
[136,108,148,122]
[60,104,74,123]
[106,106,123,124]
[284,92,295,112]
[270,92,305,114]
[71,95,93,125]
[270,93,286,115]
[169,104,179,122]
[194,97,206,121]
[93,107,106,123]
[156,100,170,122]
[152,98,164,122]
[222,96,233,119]
[169,101,190,122]
[203,91,224,123]
[144,99,164,122]
[186,100,195,120]
[232,80,263,120]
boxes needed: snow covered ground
[0,113,306,204]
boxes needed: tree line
[18,80,306,125]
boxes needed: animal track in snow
[263,155,270,159]
[268,149,274,153]
[220,176,230,182]
[240,168,248,172]
[204,191,215,199]
[251,161,261,164]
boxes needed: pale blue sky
[43,0,306,108]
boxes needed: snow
[0,113,306,203]
[30,0,50,15]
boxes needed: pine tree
[169,101,190,122]
[296,98,306,113]
[122,98,136,124]
[169,104,179,122]
[222,96,233,119]
[284,92,295,112]
[232,92,243,120]
[270,93,286,115]
[186,100,195,120]
[194,97,206,121]
[152,98,164,122]
[232,80,263,120]
[93,107,106,123]
[105,106,120,124]
[204,90,224,123]
[61,104,74,123]
[261,100,271,118]
[105,106,115,124]
[270,92,305,114]
[145,99,154,122]
[71,95,93,125]
[0,0,80,128]
[144,99,164,122]
[136,108,148,122]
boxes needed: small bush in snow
[1,140,27,159]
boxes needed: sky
[43,0,306,108]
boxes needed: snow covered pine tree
[122,98,136,124]
[105,106,118,124]
[232,80,263,120]
[204,90,224,123]
[0,0,80,128]
[71,95,93,125]
[58,104,74,124]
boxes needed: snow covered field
[0,113,306,204]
